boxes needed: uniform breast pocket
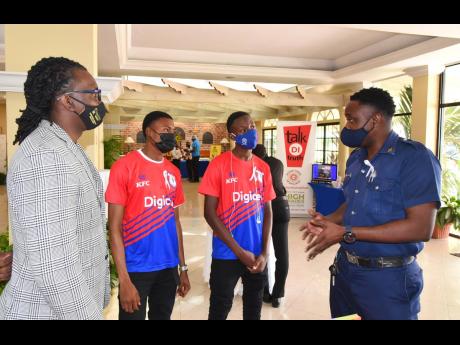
[364,178,396,215]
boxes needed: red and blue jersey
[105,150,184,272]
[199,151,276,260]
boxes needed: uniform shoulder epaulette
[398,138,425,151]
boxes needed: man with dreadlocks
[0,57,111,320]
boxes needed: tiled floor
[103,181,460,320]
[2,184,459,320]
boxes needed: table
[179,159,209,179]
[308,182,345,216]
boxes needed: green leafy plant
[105,225,118,290]
[0,231,12,296]
[109,253,118,290]
[436,195,460,230]
[393,85,412,139]
[103,135,124,169]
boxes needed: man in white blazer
[0,57,111,320]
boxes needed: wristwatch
[179,264,188,273]
[343,225,356,244]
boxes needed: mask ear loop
[253,158,262,225]
[229,152,236,237]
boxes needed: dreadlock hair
[13,57,86,145]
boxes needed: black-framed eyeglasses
[61,88,102,101]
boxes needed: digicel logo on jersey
[283,125,312,168]
[144,195,173,209]
[233,191,262,203]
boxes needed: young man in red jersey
[106,111,190,320]
[199,111,276,320]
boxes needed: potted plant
[433,196,460,239]
[103,135,124,169]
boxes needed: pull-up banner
[276,122,316,216]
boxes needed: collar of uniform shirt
[357,130,399,161]
[378,130,399,156]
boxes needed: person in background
[171,143,182,170]
[253,144,290,308]
[183,141,193,181]
[191,135,201,182]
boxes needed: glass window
[312,109,340,122]
[439,64,460,237]
[263,128,277,157]
[315,123,339,164]
[439,105,460,197]
[263,118,278,128]
[442,64,460,104]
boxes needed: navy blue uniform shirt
[341,131,442,257]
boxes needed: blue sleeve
[400,147,442,209]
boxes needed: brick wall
[119,120,228,157]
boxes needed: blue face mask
[235,129,258,150]
[340,117,374,148]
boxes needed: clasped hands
[299,209,344,261]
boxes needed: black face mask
[70,96,107,130]
[153,131,176,153]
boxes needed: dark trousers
[172,159,181,170]
[264,221,289,298]
[330,249,423,320]
[119,268,179,320]
[191,156,200,182]
[185,159,193,180]
[209,259,267,320]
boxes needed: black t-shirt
[264,156,286,198]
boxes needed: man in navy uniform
[301,87,441,320]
